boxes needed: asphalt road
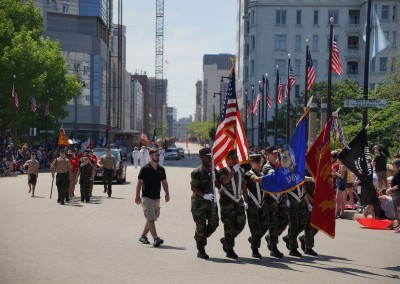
[0,143,399,284]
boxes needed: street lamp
[251,84,254,146]
[213,92,222,114]
[274,65,279,146]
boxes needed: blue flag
[261,116,307,194]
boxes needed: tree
[0,0,80,144]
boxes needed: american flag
[266,78,272,108]
[31,92,37,113]
[277,77,283,104]
[212,68,249,170]
[285,65,296,98]
[331,36,343,75]
[306,48,316,90]
[140,132,148,141]
[246,103,252,118]
[12,83,19,108]
[253,91,262,115]
[45,101,50,116]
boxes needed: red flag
[331,35,343,75]
[58,128,70,147]
[140,132,148,141]
[308,118,335,238]
[212,67,249,170]
[306,49,316,90]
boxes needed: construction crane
[155,0,165,135]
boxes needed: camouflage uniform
[299,180,319,251]
[190,165,219,249]
[79,161,94,202]
[262,161,289,246]
[245,169,269,249]
[219,167,246,250]
[285,187,308,250]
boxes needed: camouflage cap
[249,154,262,163]
[199,148,211,156]
[265,146,278,154]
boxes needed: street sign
[344,99,387,108]
[39,130,55,134]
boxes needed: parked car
[177,147,185,159]
[92,148,127,184]
[164,148,180,160]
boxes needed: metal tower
[155,0,164,133]
[117,0,123,129]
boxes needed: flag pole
[251,84,254,146]
[363,0,372,127]
[31,85,35,146]
[12,75,17,144]
[45,90,49,150]
[274,66,279,146]
[304,40,309,146]
[286,53,291,145]
[327,17,334,122]
[264,74,268,147]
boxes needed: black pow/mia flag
[337,128,381,214]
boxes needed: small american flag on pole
[331,35,343,75]
[212,64,249,170]
[277,77,283,104]
[31,91,37,113]
[285,65,296,98]
[12,82,19,108]
[45,101,50,116]
[266,78,272,108]
[306,48,316,90]
[253,92,262,115]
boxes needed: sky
[114,0,236,119]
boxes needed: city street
[0,143,399,284]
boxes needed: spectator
[386,159,400,232]
[333,159,347,219]
[378,195,396,221]
[372,145,388,191]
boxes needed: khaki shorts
[376,171,387,184]
[141,197,160,221]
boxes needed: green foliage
[0,0,80,142]
[187,120,211,141]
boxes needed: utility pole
[363,0,372,127]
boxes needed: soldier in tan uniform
[98,145,117,197]
[51,149,72,205]
[23,152,40,197]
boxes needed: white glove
[203,193,214,201]
[286,200,290,207]
[233,164,240,172]
[244,202,248,211]
[308,204,313,212]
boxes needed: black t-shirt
[391,171,400,188]
[138,163,167,199]
[373,153,387,172]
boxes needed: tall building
[201,54,235,122]
[173,116,193,142]
[149,78,168,131]
[166,107,177,137]
[194,80,202,121]
[236,0,399,146]
[131,79,144,132]
[132,73,151,135]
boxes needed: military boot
[226,249,238,259]
[220,238,227,253]
[304,248,318,256]
[252,248,262,259]
[282,235,290,251]
[270,245,284,258]
[197,247,209,260]
[299,236,306,252]
[289,248,302,257]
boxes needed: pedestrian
[77,156,95,203]
[98,145,116,197]
[135,148,170,247]
[372,145,388,191]
[50,149,72,205]
[386,159,400,233]
[190,148,220,259]
[159,147,165,166]
[218,150,247,259]
[132,147,140,168]
[23,152,39,197]
[245,154,269,259]
[139,146,147,167]
[5,145,14,176]
[333,159,347,219]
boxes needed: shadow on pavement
[207,256,298,271]
[154,245,186,250]
[31,196,46,198]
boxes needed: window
[251,35,256,49]
[251,9,256,25]
[312,35,319,50]
[295,35,301,51]
[274,35,287,50]
[382,5,389,20]
[276,10,287,24]
[379,57,388,72]
[63,5,69,13]
[313,11,319,25]
[245,21,250,34]
[347,62,358,74]
[296,10,302,25]
[393,31,397,47]
[245,44,249,57]
[393,5,397,20]
[295,85,300,98]
[274,59,286,75]
[328,11,339,24]
[384,31,389,41]
[370,57,376,72]
[251,59,255,74]
[294,59,301,75]
[245,67,249,80]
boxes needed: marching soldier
[219,150,247,259]
[245,154,269,259]
[51,149,72,205]
[261,146,287,258]
[77,156,95,203]
[190,148,220,259]
[98,145,116,197]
